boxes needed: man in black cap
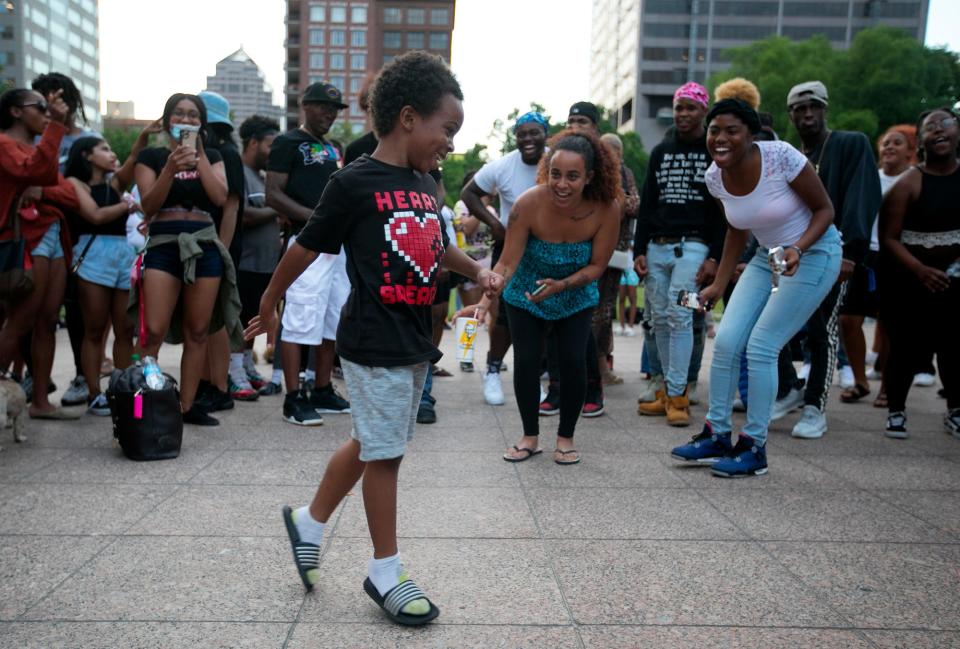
[266,82,352,425]
[782,80,881,440]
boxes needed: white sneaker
[791,405,827,439]
[637,375,664,404]
[913,373,936,387]
[838,365,855,389]
[623,325,637,338]
[798,363,811,381]
[613,323,624,336]
[61,375,89,407]
[866,368,883,381]
[771,386,804,421]
[865,350,878,366]
[483,371,505,405]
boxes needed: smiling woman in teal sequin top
[459,129,621,466]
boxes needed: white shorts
[281,237,350,345]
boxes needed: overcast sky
[99,0,959,155]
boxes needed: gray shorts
[341,358,429,461]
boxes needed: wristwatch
[788,245,803,257]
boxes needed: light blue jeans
[645,240,708,396]
[707,226,842,445]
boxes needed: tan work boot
[638,390,667,416]
[666,393,691,427]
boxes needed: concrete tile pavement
[1,325,958,648]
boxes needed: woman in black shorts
[133,93,230,425]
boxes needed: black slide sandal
[282,505,320,592]
[363,576,440,626]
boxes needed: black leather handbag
[106,364,183,461]
[0,197,35,301]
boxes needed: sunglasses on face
[19,100,49,113]
[923,117,958,133]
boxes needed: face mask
[169,124,182,141]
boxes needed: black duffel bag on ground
[106,364,183,461]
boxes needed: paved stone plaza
[1,327,958,648]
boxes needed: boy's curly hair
[714,77,761,110]
[369,51,463,138]
[537,128,622,205]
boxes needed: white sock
[271,368,283,384]
[244,349,254,363]
[229,353,244,372]
[304,369,316,382]
[368,553,401,596]
[293,506,325,546]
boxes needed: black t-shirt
[344,131,378,166]
[266,128,341,233]
[136,146,224,216]
[296,155,450,367]
[73,183,126,237]
[207,139,245,262]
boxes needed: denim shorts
[341,358,429,461]
[143,221,223,279]
[74,234,137,290]
[32,221,65,260]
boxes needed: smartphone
[531,283,549,297]
[676,290,701,310]
[179,125,199,150]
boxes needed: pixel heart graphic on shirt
[384,211,444,283]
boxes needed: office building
[205,47,283,128]
[0,0,101,129]
[590,0,930,147]
[284,0,455,132]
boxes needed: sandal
[503,445,542,462]
[363,575,440,626]
[840,383,870,403]
[873,391,888,408]
[281,505,320,591]
[554,448,581,465]
[431,366,453,377]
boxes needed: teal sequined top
[502,236,599,320]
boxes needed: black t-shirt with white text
[266,128,341,233]
[295,155,450,367]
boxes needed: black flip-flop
[554,449,581,465]
[282,505,320,592]
[363,576,440,626]
[502,445,543,462]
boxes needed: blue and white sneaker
[670,422,732,464]
[885,411,908,439]
[711,435,768,478]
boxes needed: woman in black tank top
[65,123,159,414]
[878,107,960,439]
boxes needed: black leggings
[883,275,958,412]
[505,304,593,439]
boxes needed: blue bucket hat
[198,90,233,129]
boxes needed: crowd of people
[1,51,957,625]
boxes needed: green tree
[440,142,487,207]
[102,127,143,165]
[710,27,960,145]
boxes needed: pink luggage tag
[133,389,143,420]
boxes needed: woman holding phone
[670,98,840,478]
[133,93,231,426]
[460,129,621,465]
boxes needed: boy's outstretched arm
[442,244,503,297]
[244,242,320,340]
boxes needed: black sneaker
[195,384,235,413]
[183,404,219,426]
[309,383,351,414]
[258,381,283,396]
[283,392,324,426]
[539,381,560,416]
[885,411,908,439]
[417,401,437,424]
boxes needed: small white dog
[0,379,28,449]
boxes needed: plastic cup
[455,317,479,362]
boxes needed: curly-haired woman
[463,129,622,465]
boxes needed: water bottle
[143,356,165,390]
